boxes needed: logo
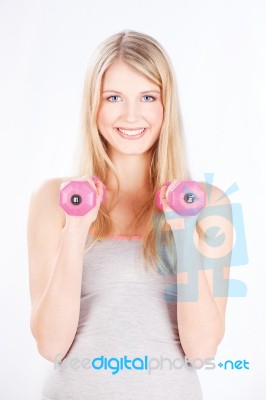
[155,173,248,302]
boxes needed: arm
[162,182,233,363]
[27,179,91,363]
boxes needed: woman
[27,29,232,399]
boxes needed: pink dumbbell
[60,176,106,216]
[155,180,205,216]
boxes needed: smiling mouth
[115,127,148,140]
[117,127,146,136]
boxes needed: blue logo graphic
[53,353,250,373]
[155,173,249,302]
[217,359,250,370]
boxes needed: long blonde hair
[73,29,191,274]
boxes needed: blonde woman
[27,29,232,399]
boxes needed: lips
[117,127,147,130]
[117,127,147,134]
[115,127,148,140]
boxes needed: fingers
[94,180,104,204]
[160,180,179,212]
[165,179,179,198]
[76,175,98,193]
[160,185,171,212]
[60,182,68,190]
[60,175,100,198]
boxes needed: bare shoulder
[196,181,233,240]
[198,181,231,207]
[34,176,73,192]
[29,176,75,228]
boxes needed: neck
[107,150,152,194]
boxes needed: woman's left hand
[158,180,199,232]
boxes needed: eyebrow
[102,90,161,94]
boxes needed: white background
[0,0,265,398]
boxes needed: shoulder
[197,181,231,207]
[30,176,74,203]
[32,176,74,195]
[196,181,233,236]
[195,181,233,248]
[28,176,75,227]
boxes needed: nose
[122,100,140,122]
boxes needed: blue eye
[143,95,155,102]
[106,95,156,102]
[107,95,121,102]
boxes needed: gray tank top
[41,234,203,399]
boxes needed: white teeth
[118,128,145,136]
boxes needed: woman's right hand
[60,175,105,230]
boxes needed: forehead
[102,61,160,91]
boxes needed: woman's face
[97,60,164,156]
